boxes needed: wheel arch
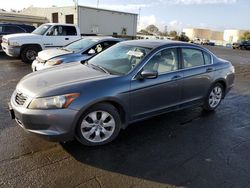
[73,98,129,134]
[20,44,42,53]
[212,78,227,98]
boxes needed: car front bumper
[9,93,79,142]
[32,59,53,72]
[1,43,20,57]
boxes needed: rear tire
[203,83,224,112]
[21,46,40,63]
[76,103,121,146]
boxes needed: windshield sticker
[127,51,144,58]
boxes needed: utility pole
[138,7,141,30]
[97,0,99,8]
[73,0,78,10]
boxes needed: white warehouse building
[223,29,248,43]
[22,5,138,36]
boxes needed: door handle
[206,67,214,72]
[171,75,182,80]
[65,38,69,40]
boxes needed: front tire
[203,83,224,112]
[240,46,245,50]
[21,46,39,63]
[76,103,121,146]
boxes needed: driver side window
[47,26,64,36]
[92,41,119,54]
[144,48,178,74]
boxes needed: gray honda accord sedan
[9,40,235,146]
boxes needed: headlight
[28,93,80,109]
[8,41,20,46]
[2,38,8,44]
[45,60,63,66]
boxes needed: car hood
[38,48,73,61]
[17,63,110,97]
[3,33,42,40]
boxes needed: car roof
[81,36,123,42]
[0,23,34,27]
[121,39,199,49]
[44,23,77,27]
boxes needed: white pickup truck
[1,23,81,63]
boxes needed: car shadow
[61,107,222,186]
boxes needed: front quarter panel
[66,75,131,129]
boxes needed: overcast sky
[1,0,250,31]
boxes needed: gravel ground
[0,46,250,188]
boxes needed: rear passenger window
[203,52,212,65]
[182,48,205,68]
[62,26,77,36]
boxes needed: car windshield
[87,43,152,75]
[63,38,98,53]
[32,24,52,35]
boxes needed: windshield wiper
[61,48,72,52]
[87,63,110,74]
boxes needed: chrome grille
[15,92,27,105]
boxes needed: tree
[169,31,178,38]
[139,29,151,35]
[159,31,168,36]
[240,32,250,41]
[145,25,159,34]
[176,32,190,42]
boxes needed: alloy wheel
[80,111,116,143]
[208,86,223,108]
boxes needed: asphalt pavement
[0,47,250,188]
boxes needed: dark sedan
[0,23,35,51]
[9,40,235,146]
[238,40,250,50]
[31,36,122,71]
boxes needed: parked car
[193,38,202,45]
[201,40,215,46]
[9,40,235,146]
[201,39,209,45]
[232,42,239,49]
[1,23,81,63]
[0,23,35,51]
[238,40,250,50]
[31,36,122,72]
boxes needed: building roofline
[0,11,48,23]
[24,5,138,16]
[0,11,47,20]
[77,5,138,16]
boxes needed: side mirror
[139,70,158,80]
[88,49,96,55]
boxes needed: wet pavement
[0,47,250,188]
